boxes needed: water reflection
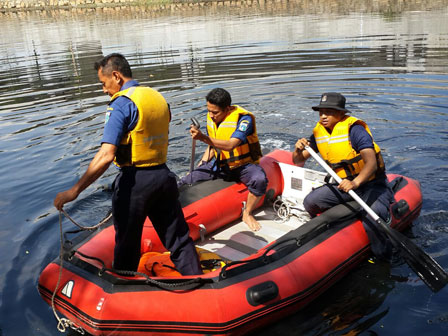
[251,260,400,335]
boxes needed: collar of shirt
[120,79,140,91]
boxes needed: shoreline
[0,0,447,13]
[2,0,213,12]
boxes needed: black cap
[312,92,350,113]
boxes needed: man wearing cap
[293,92,395,260]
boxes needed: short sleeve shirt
[101,80,140,146]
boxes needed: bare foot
[242,210,261,231]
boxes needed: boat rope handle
[219,237,301,279]
[55,210,211,298]
[51,211,86,334]
[72,252,210,289]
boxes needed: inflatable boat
[38,150,422,336]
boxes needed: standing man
[54,53,201,275]
[178,88,267,231]
[293,92,394,260]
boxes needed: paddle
[189,117,201,174]
[305,145,448,292]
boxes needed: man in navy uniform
[54,53,201,275]
[293,92,394,259]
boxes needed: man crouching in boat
[178,88,268,231]
[54,53,202,275]
[293,92,394,260]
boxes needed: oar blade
[402,248,448,293]
[378,221,448,292]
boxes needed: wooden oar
[305,145,448,292]
[189,117,201,175]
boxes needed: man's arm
[293,138,312,165]
[54,143,117,210]
[199,145,215,164]
[192,128,242,151]
[338,124,378,192]
[338,147,377,192]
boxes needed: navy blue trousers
[178,160,268,197]
[112,164,201,275]
[303,178,395,260]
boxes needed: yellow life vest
[110,86,170,168]
[313,116,385,181]
[206,105,262,169]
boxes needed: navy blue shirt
[101,80,140,146]
[309,124,374,153]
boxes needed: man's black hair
[94,53,132,78]
[206,88,232,109]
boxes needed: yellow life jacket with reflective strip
[313,116,385,181]
[206,105,262,169]
[110,86,170,168]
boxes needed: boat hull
[38,150,422,335]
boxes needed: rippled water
[1,1,448,335]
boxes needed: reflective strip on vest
[206,105,262,169]
[313,116,385,180]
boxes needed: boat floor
[196,202,310,262]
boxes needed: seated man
[293,92,394,260]
[178,88,268,231]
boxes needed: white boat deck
[196,205,310,261]
[196,163,327,261]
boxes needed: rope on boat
[51,209,209,334]
[74,249,208,289]
[61,210,209,288]
[51,211,86,334]
[273,196,304,222]
[273,197,293,221]
[51,210,112,334]
[61,209,111,230]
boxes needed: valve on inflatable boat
[199,224,206,242]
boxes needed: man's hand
[53,143,116,211]
[54,188,79,211]
[338,179,359,192]
[293,138,311,165]
[294,138,310,152]
[191,126,241,151]
[190,126,204,141]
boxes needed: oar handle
[191,117,200,129]
[189,118,201,174]
[305,145,381,222]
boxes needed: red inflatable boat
[38,150,422,335]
